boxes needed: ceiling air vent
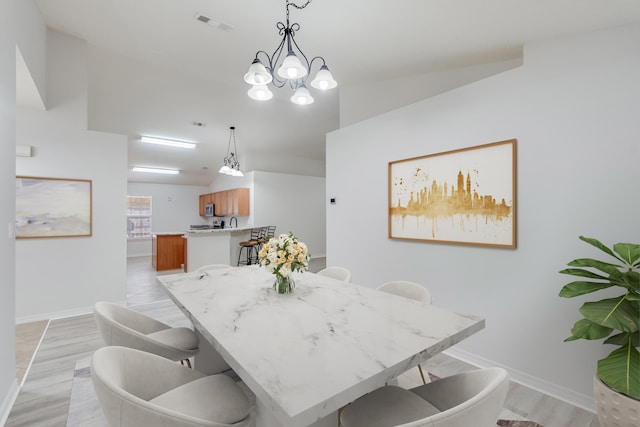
[194,13,233,32]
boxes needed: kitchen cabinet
[152,233,185,271]
[199,193,213,216]
[199,188,250,217]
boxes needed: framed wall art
[389,139,516,248]
[16,176,92,239]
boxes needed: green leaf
[597,343,640,400]
[579,236,623,262]
[567,258,623,275]
[579,297,640,332]
[620,271,640,293]
[604,331,640,347]
[559,281,613,298]
[559,268,609,280]
[613,242,640,266]
[566,318,612,340]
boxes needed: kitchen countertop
[185,226,258,234]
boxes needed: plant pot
[593,375,640,427]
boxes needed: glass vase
[273,274,295,294]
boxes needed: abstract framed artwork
[16,176,92,239]
[389,139,516,248]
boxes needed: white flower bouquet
[258,232,310,293]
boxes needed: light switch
[330,198,336,205]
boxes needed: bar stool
[257,226,276,252]
[237,228,262,266]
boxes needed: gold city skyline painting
[388,139,516,248]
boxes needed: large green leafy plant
[559,236,640,400]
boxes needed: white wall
[209,171,326,257]
[15,0,46,108]
[327,24,640,411]
[339,59,521,127]
[126,182,209,257]
[15,30,128,321]
[253,171,326,258]
[0,0,18,422]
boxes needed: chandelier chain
[286,0,313,21]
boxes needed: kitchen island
[184,226,260,272]
[152,233,185,271]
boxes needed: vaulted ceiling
[20,0,640,185]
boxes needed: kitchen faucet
[229,217,238,228]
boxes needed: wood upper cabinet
[213,191,227,216]
[233,188,250,216]
[199,188,250,217]
[199,193,213,216]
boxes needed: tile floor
[9,256,600,427]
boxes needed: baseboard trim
[20,319,50,388]
[0,378,19,426]
[444,347,596,413]
[15,300,127,324]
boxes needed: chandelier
[218,126,244,177]
[243,0,337,106]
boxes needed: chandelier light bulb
[218,165,232,174]
[248,84,273,101]
[310,65,337,90]
[290,86,314,105]
[277,52,307,80]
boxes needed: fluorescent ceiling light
[140,136,196,149]
[132,167,180,175]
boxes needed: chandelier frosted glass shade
[244,59,273,86]
[290,85,314,105]
[310,65,337,90]
[248,84,273,101]
[277,52,307,80]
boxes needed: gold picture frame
[389,139,516,248]
[16,176,93,239]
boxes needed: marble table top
[158,266,484,426]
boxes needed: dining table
[157,266,485,427]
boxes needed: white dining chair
[340,367,509,427]
[94,301,200,368]
[317,266,352,283]
[91,346,251,427]
[376,280,432,384]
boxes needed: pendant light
[218,126,244,177]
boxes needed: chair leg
[418,364,427,384]
[338,405,346,426]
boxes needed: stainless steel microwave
[205,203,214,217]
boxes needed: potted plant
[559,236,639,425]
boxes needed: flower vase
[273,274,295,294]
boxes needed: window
[127,195,152,239]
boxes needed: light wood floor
[10,256,599,427]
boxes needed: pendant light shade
[277,52,307,80]
[290,85,314,105]
[248,84,274,101]
[310,65,337,90]
[244,59,273,85]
